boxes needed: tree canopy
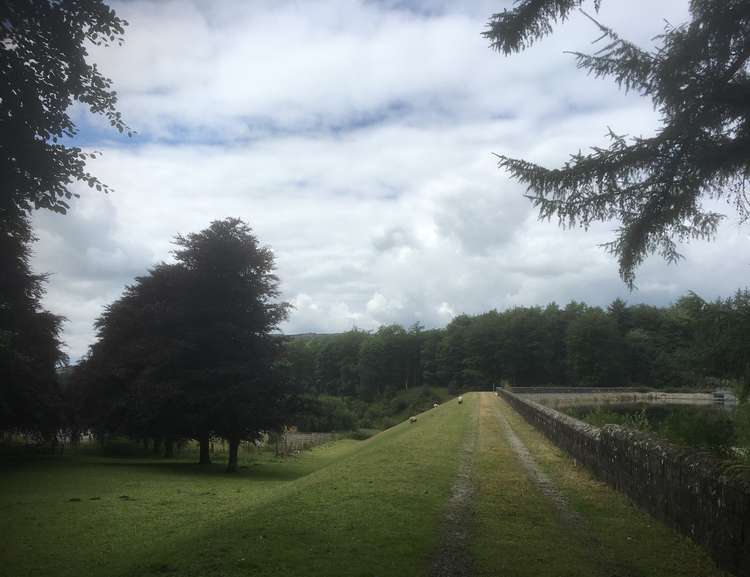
[80,218,292,471]
[283,290,750,401]
[1,0,128,439]
[484,0,750,285]
[1,0,130,217]
[0,216,66,436]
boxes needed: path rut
[429,400,478,577]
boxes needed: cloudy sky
[32,0,749,360]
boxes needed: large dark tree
[83,264,192,451]
[484,0,750,285]
[0,216,67,436]
[1,0,128,438]
[83,219,291,471]
[172,218,291,471]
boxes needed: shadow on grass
[0,451,316,483]
[89,459,308,481]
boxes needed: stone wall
[499,389,750,577]
[513,389,715,409]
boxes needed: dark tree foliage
[284,288,750,403]
[1,0,128,440]
[0,215,67,436]
[172,218,291,471]
[81,219,291,471]
[84,264,192,446]
[566,308,625,386]
[484,0,750,286]
[1,0,130,216]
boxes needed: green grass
[487,394,730,577]
[0,395,471,577]
[1,393,730,577]
[472,394,599,577]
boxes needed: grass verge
[0,396,472,577]
[493,394,730,577]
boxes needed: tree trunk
[142,438,149,451]
[199,431,211,465]
[70,428,81,448]
[164,438,175,458]
[226,435,240,472]
[153,437,162,455]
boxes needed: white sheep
[433,403,439,409]
[409,416,418,423]
[458,396,463,404]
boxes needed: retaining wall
[499,389,750,576]
[515,390,715,408]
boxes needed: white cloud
[29,0,749,360]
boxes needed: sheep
[433,403,439,409]
[458,396,463,404]
[409,416,418,423]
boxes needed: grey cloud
[29,0,750,360]
[372,226,418,252]
[434,186,528,255]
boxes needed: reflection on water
[565,402,750,461]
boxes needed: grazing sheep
[409,416,418,423]
[433,403,439,409]
[458,396,463,404]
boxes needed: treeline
[2,219,293,471]
[284,291,750,398]
[4,284,749,454]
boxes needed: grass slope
[3,393,726,577]
[0,396,473,577]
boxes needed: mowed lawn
[472,393,730,577]
[1,393,731,577]
[0,396,474,577]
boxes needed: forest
[287,291,750,394]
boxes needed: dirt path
[429,399,479,577]
[490,397,582,526]
[493,394,655,577]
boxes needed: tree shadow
[88,458,309,481]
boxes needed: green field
[0,393,730,577]
[0,398,470,577]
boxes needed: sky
[31,0,750,361]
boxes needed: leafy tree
[435,315,471,390]
[83,264,193,454]
[1,0,129,439]
[701,290,750,390]
[566,308,625,386]
[1,0,131,216]
[484,0,750,285]
[172,218,291,471]
[0,216,66,437]
[81,219,291,471]
[358,335,387,399]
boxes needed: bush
[295,396,357,432]
[99,437,144,457]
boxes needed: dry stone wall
[499,389,750,577]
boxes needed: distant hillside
[283,332,343,341]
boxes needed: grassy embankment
[472,393,730,577]
[1,392,731,577]
[0,395,473,577]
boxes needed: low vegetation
[473,395,730,577]
[3,394,733,577]
[567,403,750,461]
[0,398,470,577]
